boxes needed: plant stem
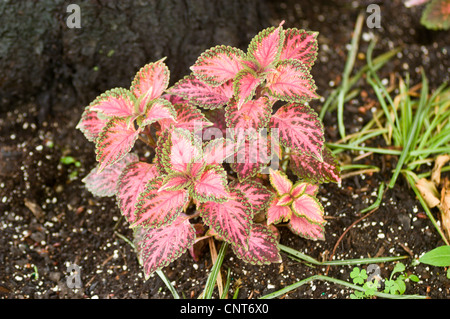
[259,274,427,299]
[279,244,408,267]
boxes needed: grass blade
[202,241,228,299]
[337,12,365,139]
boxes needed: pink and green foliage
[267,169,326,240]
[77,22,341,280]
[406,0,450,30]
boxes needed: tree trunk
[0,0,271,115]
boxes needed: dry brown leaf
[416,178,441,208]
[440,178,450,240]
[24,198,45,221]
[431,154,450,186]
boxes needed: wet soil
[1,0,449,299]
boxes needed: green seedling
[350,262,419,299]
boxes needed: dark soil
[1,0,449,300]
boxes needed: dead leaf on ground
[416,178,440,208]
[431,154,450,186]
[440,178,450,240]
[24,198,45,221]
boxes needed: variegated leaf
[116,161,160,223]
[291,194,325,225]
[266,197,292,225]
[290,146,341,184]
[76,108,108,142]
[231,223,282,265]
[202,138,239,165]
[247,22,285,71]
[131,59,170,112]
[168,75,233,110]
[266,59,318,103]
[160,102,213,132]
[233,69,262,109]
[82,153,139,197]
[192,165,230,203]
[231,133,272,181]
[280,29,318,69]
[290,181,307,198]
[133,215,196,279]
[288,214,325,241]
[158,128,202,174]
[140,98,177,127]
[191,45,246,86]
[199,188,253,248]
[225,97,271,134]
[95,118,141,171]
[204,108,228,136]
[133,177,190,228]
[421,0,450,30]
[270,103,324,161]
[158,171,193,192]
[277,193,293,206]
[230,180,274,214]
[269,168,292,195]
[89,88,136,118]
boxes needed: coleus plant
[77,21,341,280]
[405,0,450,30]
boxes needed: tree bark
[0,0,271,115]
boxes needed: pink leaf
[141,98,177,127]
[233,69,262,109]
[130,59,170,112]
[231,133,272,181]
[199,188,253,248]
[192,165,230,203]
[269,168,292,195]
[270,103,324,161]
[133,177,190,228]
[291,194,325,225]
[203,138,239,165]
[89,88,136,118]
[76,108,108,142]
[247,23,285,71]
[82,153,139,197]
[204,108,228,136]
[133,215,196,279]
[290,182,307,198]
[280,29,318,69]
[266,197,292,225]
[277,193,293,206]
[169,75,233,110]
[288,214,325,241]
[158,128,202,174]
[266,60,318,103]
[225,97,271,134]
[117,161,160,223]
[95,118,141,171]
[158,172,193,192]
[231,223,282,265]
[160,102,213,132]
[290,147,341,184]
[191,45,245,86]
[230,180,274,214]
